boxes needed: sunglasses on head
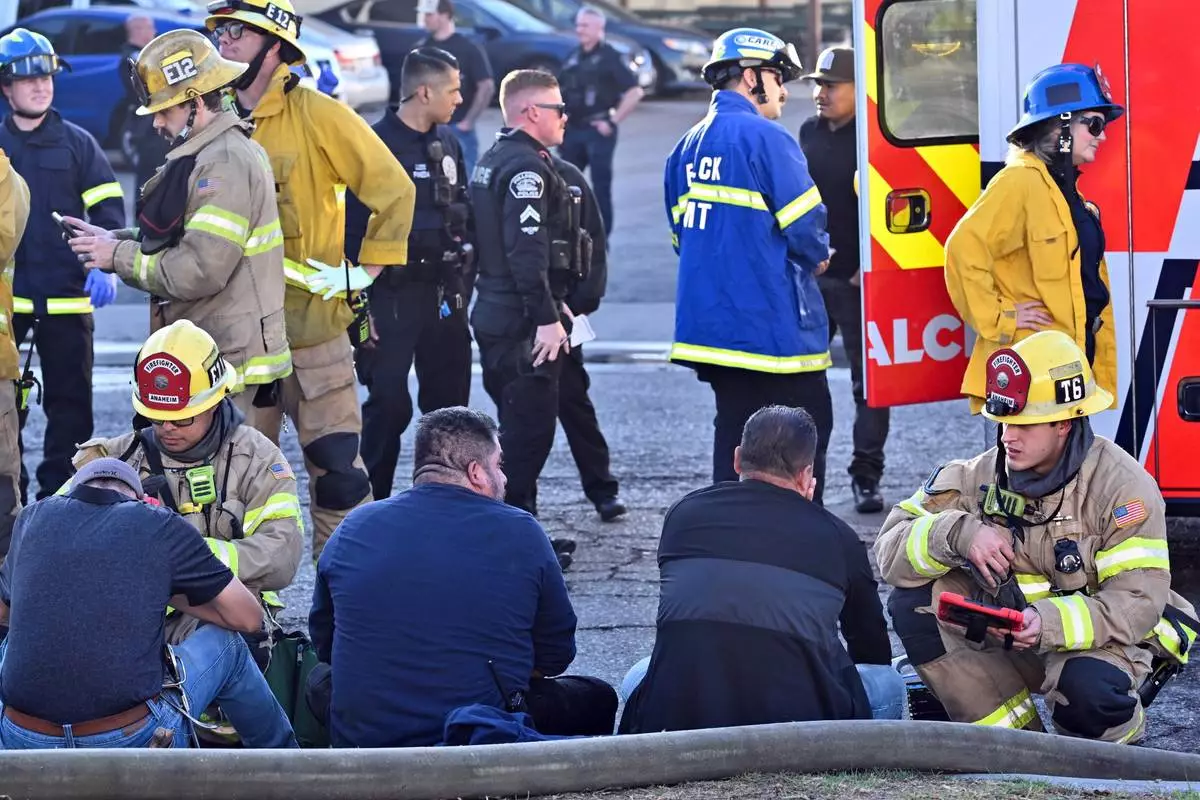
[1077,114,1107,137]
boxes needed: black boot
[596,496,627,522]
[851,477,884,514]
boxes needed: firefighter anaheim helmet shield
[128,29,247,116]
[132,320,237,421]
[982,330,1113,424]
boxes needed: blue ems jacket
[0,110,125,316]
[665,91,830,373]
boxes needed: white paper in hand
[570,314,597,347]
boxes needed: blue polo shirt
[309,483,578,747]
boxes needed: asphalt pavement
[19,93,1200,752]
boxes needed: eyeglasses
[1077,115,1106,137]
[151,416,196,429]
[525,102,567,118]
[212,21,247,40]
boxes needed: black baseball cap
[803,46,855,83]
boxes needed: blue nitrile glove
[84,269,118,308]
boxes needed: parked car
[504,0,708,93]
[5,0,389,110]
[305,0,653,104]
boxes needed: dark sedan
[505,0,709,93]
[308,0,653,103]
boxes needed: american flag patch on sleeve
[269,461,294,480]
[197,177,219,195]
[1113,499,1147,528]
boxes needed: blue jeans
[0,625,297,749]
[619,657,908,721]
[450,125,479,177]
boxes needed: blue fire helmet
[0,28,69,82]
[702,28,803,87]
[1008,62,1124,141]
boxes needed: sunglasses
[212,21,248,40]
[151,416,196,429]
[526,102,566,118]
[1077,115,1107,137]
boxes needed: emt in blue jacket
[664,28,833,499]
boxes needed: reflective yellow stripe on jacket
[12,296,93,315]
[207,537,240,575]
[283,257,349,300]
[187,205,249,248]
[239,350,293,387]
[668,342,831,374]
[1046,595,1095,650]
[1151,616,1198,664]
[1095,537,1170,582]
[81,181,124,208]
[1015,573,1053,603]
[905,514,950,579]
[244,220,284,257]
[974,688,1037,729]
[243,492,304,537]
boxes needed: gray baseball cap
[71,457,145,499]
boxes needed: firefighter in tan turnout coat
[66,28,291,399]
[73,321,303,645]
[877,330,1197,744]
[0,150,28,562]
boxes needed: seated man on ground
[0,457,296,748]
[72,320,304,653]
[309,406,616,747]
[619,405,905,733]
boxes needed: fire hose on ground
[2,720,1200,800]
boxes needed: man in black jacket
[618,405,905,733]
[469,69,623,525]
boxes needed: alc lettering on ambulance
[681,157,722,230]
[867,314,964,366]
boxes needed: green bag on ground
[265,630,330,748]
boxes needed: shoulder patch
[269,461,295,481]
[1113,499,1148,528]
[509,170,544,199]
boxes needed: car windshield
[471,0,554,33]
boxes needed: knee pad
[887,585,946,666]
[1051,656,1136,739]
[303,432,371,511]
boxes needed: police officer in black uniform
[345,46,474,500]
[471,68,625,527]
[0,29,125,502]
[557,6,643,236]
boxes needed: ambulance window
[878,0,978,144]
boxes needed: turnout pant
[14,313,93,502]
[701,366,833,505]
[356,278,472,500]
[818,275,889,483]
[888,574,1152,743]
[477,331,617,515]
[235,336,371,561]
[559,125,617,235]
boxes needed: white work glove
[305,258,375,300]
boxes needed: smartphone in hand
[51,212,77,239]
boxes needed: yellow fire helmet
[981,330,1113,425]
[132,320,237,422]
[205,0,306,65]
[128,29,247,116]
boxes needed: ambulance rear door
[854,0,979,408]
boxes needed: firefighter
[66,29,292,412]
[666,28,833,498]
[0,150,30,567]
[0,29,125,502]
[72,320,303,648]
[875,330,1197,743]
[469,68,624,526]
[205,0,416,559]
[345,46,474,500]
[944,63,1122,415]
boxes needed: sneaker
[596,496,628,522]
[851,477,884,514]
[552,537,576,571]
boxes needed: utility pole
[807,0,822,66]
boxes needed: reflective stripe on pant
[356,279,472,500]
[233,337,370,561]
[14,313,94,502]
[893,570,1150,743]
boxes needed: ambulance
[854,0,1200,514]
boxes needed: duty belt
[4,698,156,737]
